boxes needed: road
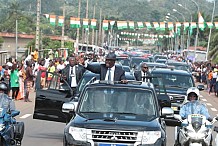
[15,85,218,146]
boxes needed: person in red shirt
[38,59,47,88]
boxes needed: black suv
[61,80,173,146]
[151,68,204,125]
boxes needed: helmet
[186,87,200,101]
[0,82,9,94]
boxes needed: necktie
[143,72,146,82]
[108,68,111,81]
[71,67,74,75]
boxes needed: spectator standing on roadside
[10,63,19,100]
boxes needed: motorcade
[0,108,24,146]
[174,114,218,146]
[151,68,204,126]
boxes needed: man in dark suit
[134,62,152,82]
[61,56,86,93]
[85,52,126,81]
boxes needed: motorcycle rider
[0,81,15,112]
[175,87,212,146]
[180,87,211,120]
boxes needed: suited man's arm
[120,70,126,80]
[86,63,101,74]
[134,71,140,81]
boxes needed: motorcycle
[0,108,24,146]
[214,126,218,146]
[174,114,218,146]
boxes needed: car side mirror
[197,84,204,91]
[62,102,77,113]
[161,107,174,118]
[157,94,171,109]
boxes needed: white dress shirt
[141,71,150,82]
[69,66,77,87]
[105,66,115,81]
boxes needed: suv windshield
[152,73,194,89]
[78,87,157,121]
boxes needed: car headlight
[142,131,161,144]
[0,124,5,131]
[69,127,89,141]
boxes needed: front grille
[92,129,137,143]
[169,94,185,104]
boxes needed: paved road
[15,84,218,146]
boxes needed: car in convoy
[150,68,204,125]
[33,69,173,146]
[166,61,192,72]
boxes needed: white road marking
[201,99,207,101]
[19,114,32,119]
[206,103,212,106]
[211,108,217,112]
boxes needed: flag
[70,17,81,28]
[183,22,190,30]
[83,19,89,28]
[137,22,144,28]
[58,16,64,26]
[145,22,152,29]
[167,22,174,30]
[198,12,205,31]
[153,22,160,30]
[117,21,128,30]
[159,22,165,31]
[90,19,97,29]
[206,22,213,29]
[49,15,56,26]
[102,20,109,30]
[128,21,135,29]
[214,22,218,29]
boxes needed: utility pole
[85,0,89,50]
[61,1,66,48]
[98,8,102,46]
[91,5,96,45]
[35,0,41,51]
[76,0,81,45]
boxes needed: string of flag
[45,13,218,32]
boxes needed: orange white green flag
[128,21,135,29]
[103,20,109,30]
[70,17,80,28]
[58,16,64,26]
[90,19,97,29]
[49,15,56,26]
[83,19,89,28]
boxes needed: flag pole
[206,0,216,61]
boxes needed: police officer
[179,87,210,120]
[0,82,15,112]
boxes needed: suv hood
[71,115,161,131]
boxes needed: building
[0,32,74,59]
